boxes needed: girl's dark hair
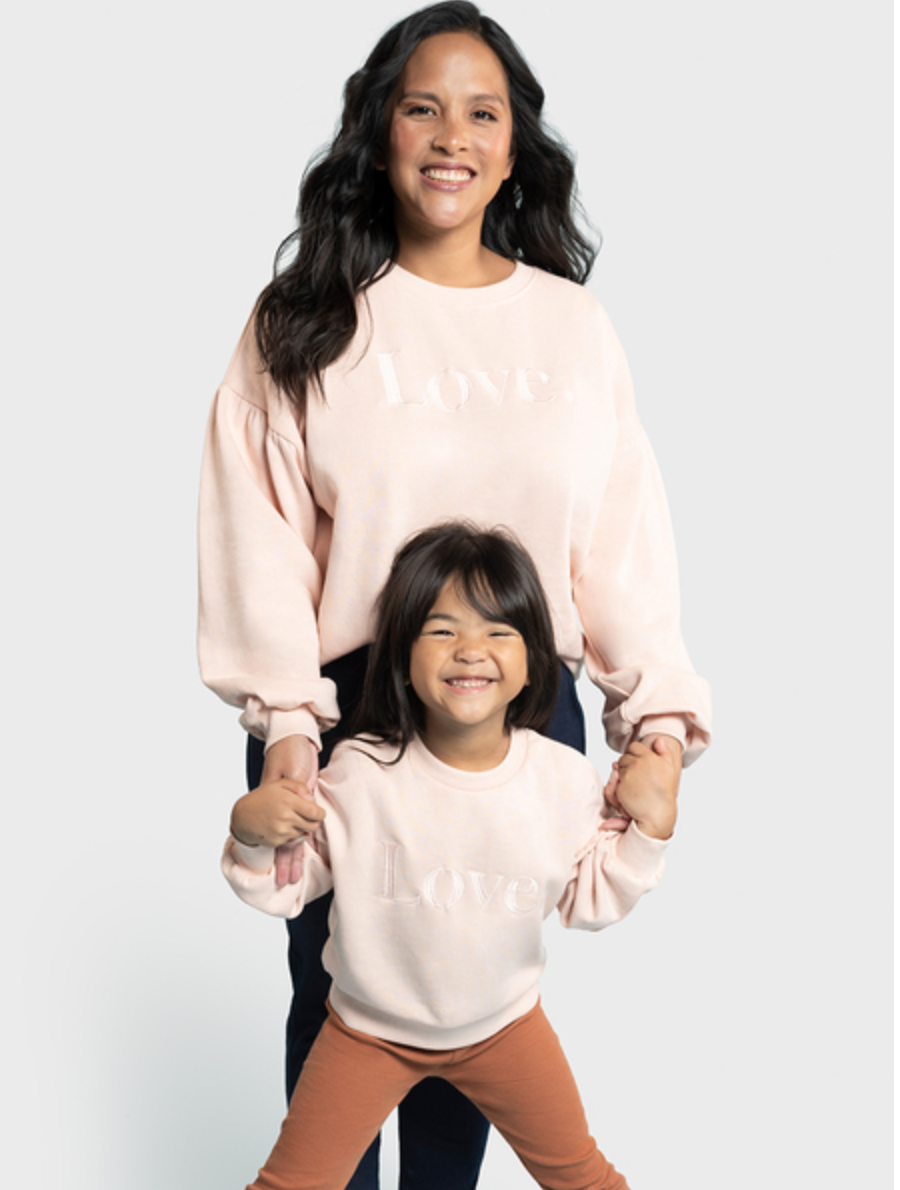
[349,521,560,760]
[255,1,598,413]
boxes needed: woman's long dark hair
[255,1,599,414]
[348,522,560,762]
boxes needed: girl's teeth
[424,169,472,181]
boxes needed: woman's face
[382,32,515,249]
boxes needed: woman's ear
[373,128,390,171]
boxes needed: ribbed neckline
[383,260,535,306]
[408,730,528,790]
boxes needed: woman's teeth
[423,168,472,182]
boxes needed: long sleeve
[573,314,712,765]
[197,323,340,749]
[199,276,710,760]
[556,821,668,931]
[221,833,334,918]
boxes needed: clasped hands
[601,734,681,841]
[230,735,322,886]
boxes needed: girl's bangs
[451,567,519,628]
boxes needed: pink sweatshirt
[199,263,711,760]
[222,730,668,1049]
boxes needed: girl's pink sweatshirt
[199,263,712,761]
[222,730,668,1049]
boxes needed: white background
[1,2,891,1187]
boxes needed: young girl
[224,523,678,1190]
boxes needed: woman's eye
[405,105,435,117]
[472,109,498,122]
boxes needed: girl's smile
[408,579,529,769]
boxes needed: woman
[199,3,711,1187]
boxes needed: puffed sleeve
[221,830,334,918]
[556,821,668,931]
[573,314,712,765]
[198,320,341,749]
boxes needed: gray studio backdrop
[2,2,891,1187]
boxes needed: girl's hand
[261,735,320,887]
[609,737,680,840]
[230,779,326,850]
[641,732,684,791]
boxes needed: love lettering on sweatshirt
[375,352,574,411]
[378,841,541,914]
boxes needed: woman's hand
[261,735,320,886]
[230,779,325,850]
[605,736,681,840]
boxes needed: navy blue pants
[246,648,585,1190]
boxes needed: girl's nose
[454,638,485,661]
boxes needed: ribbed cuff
[637,714,688,750]
[617,821,670,870]
[232,840,276,873]
[264,707,322,751]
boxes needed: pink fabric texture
[223,731,667,1050]
[198,263,711,758]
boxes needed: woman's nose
[432,114,467,154]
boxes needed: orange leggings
[248,1002,628,1190]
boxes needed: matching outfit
[223,730,667,1189]
[202,261,711,1187]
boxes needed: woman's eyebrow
[468,92,507,106]
[399,90,441,104]
[398,90,507,107]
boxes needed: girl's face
[382,32,515,250]
[408,579,528,763]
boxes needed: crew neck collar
[384,260,534,306]
[408,729,528,789]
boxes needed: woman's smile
[420,163,476,189]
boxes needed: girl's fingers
[601,814,631,832]
[274,838,307,888]
[287,843,305,885]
